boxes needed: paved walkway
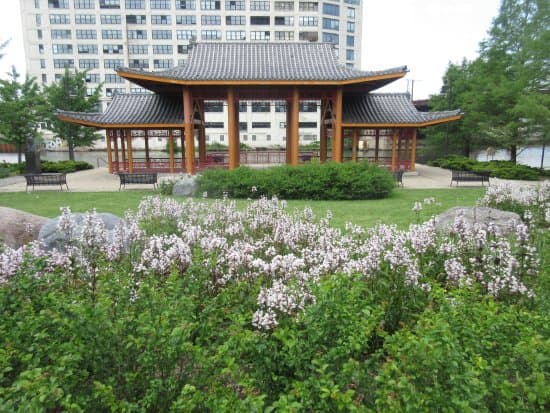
[0,164,488,193]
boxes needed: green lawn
[0,187,485,229]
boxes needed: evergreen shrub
[197,161,395,200]
[40,160,93,173]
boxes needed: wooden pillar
[410,128,417,172]
[197,101,206,164]
[391,129,398,171]
[352,128,358,162]
[113,131,119,171]
[144,130,150,168]
[120,129,127,171]
[331,87,343,162]
[183,87,195,174]
[126,130,133,173]
[286,87,299,166]
[319,99,327,163]
[227,87,240,170]
[168,129,175,173]
[180,131,185,170]
[105,129,113,174]
[285,101,291,164]
[375,129,380,162]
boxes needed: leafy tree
[43,68,102,161]
[0,67,46,164]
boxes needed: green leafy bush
[40,160,93,173]
[197,161,395,200]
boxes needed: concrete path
[0,163,488,193]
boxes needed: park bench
[450,170,490,186]
[117,172,158,191]
[24,173,69,192]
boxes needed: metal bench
[24,173,69,192]
[117,172,158,191]
[450,170,490,186]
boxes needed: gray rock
[434,206,521,234]
[39,212,122,251]
[172,175,198,197]
[0,207,48,249]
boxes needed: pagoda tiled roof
[343,93,462,126]
[118,42,407,83]
[56,93,183,127]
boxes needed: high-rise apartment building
[20,0,363,148]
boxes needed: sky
[0,0,502,100]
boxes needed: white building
[20,0,363,149]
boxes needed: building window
[99,0,120,8]
[39,44,44,54]
[106,87,125,97]
[53,59,74,68]
[51,29,71,39]
[225,0,244,10]
[125,0,145,8]
[226,30,245,40]
[266,135,271,141]
[76,29,97,39]
[175,0,195,9]
[274,16,293,26]
[250,1,269,11]
[126,15,146,24]
[86,73,100,82]
[204,101,223,112]
[250,30,270,40]
[251,101,270,112]
[299,16,317,26]
[101,14,121,24]
[322,32,338,44]
[36,14,42,26]
[346,49,354,61]
[274,31,294,40]
[37,29,43,39]
[279,121,286,128]
[347,7,355,19]
[346,35,354,47]
[177,44,190,54]
[201,15,221,25]
[252,122,270,128]
[128,44,148,53]
[239,122,247,131]
[48,0,69,8]
[75,14,96,24]
[35,0,40,8]
[176,30,196,40]
[219,135,225,142]
[200,0,220,9]
[201,30,221,40]
[344,0,360,4]
[274,1,293,11]
[52,44,73,54]
[176,15,196,24]
[299,122,317,128]
[151,14,171,24]
[49,14,70,24]
[102,29,122,39]
[154,59,172,68]
[103,44,124,53]
[347,21,355,33]
[42,74,48,84]
[239,101,247,112]
[226,15,245,25]
[322,2,339,16]
[74,0,95,8]
[129,59,149,69]
[250,16,269,25]
[105,73,125,83]
[40,59,46,68]
[127,29,147,39]
[299,31,318,41]
[322,18,339,30]
[299,1,318,11]
[152,29,172,39]
[104,58,124,68]
[153,44,173,54]
[151,0,170,8]
[77,44,98,54]
[274,101,286,112]
[299,101,317,112]
[205,122,224,128]
[79,58,99,69]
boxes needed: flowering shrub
[0,195,547,410]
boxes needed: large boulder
[434,206,522,235]
[0,207,48,249]
[172,175,198,197]
[39,212,122,251]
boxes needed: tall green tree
[44,68,102,161]
[0,67,46,164]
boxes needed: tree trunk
[541,141,546,170]
[16,142,23,164]
[462,140,471,158]
[510,145,517,164]
[68,140,75,161]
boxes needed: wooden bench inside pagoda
[117,172,158,191]
[450,170,490,186]
[24,173,69,192]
